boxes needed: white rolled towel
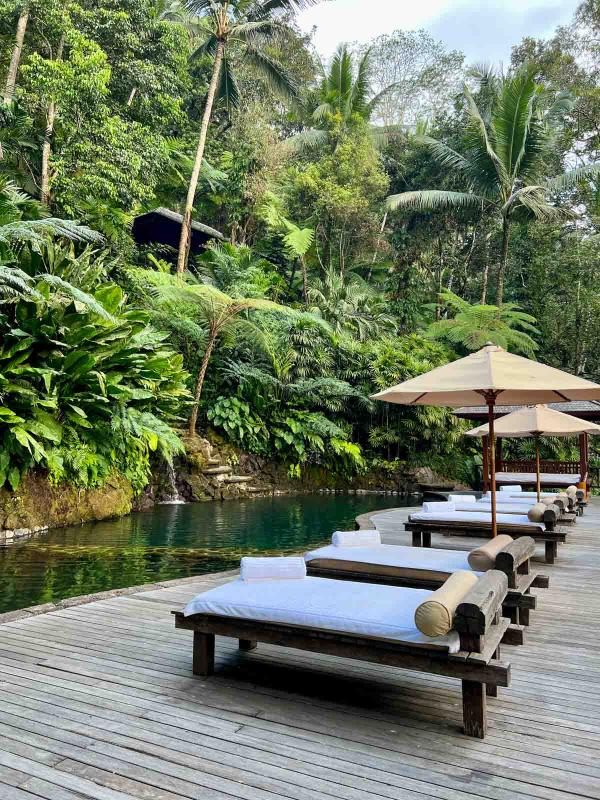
[449,494,477,504]
[423,501,455,513]
[240,556,306,583]
[331,530,381,547]
[500,485,522,492]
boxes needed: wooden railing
[498,460,581,475]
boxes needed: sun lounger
[305,533,547,626]
[174,558,520,738]
[496,471,581,487]
[451,495,575,523]
[498,485,584,515]
[401,508,566,563]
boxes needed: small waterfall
[158,461,186,505]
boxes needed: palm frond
[283,128,328,152]
[386,190,487,213]
[415,136,469,174]
[545,163,600,193]
[491,66,538,180]
[215,54,240,109]
[243,45,298,100]
[463,84,508,185]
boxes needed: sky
[297,0,581,65]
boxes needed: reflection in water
[0,493,405,613]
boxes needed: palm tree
[387,65,600,305]
[3,2,29,104]
[427,290,539,356]
[175,0,316,274]
[291,44,396,150]
[131,269,296,433]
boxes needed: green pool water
[0,493,407,614]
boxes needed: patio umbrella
[465,404,600,501]
[371,344,600,536]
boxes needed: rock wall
[0,472,134,543]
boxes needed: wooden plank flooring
[1,501,599,800]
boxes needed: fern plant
[427,290,539,355]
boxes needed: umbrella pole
[487,397,497,538]
[535,435,541,502]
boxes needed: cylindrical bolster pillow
[500,485,522,492]
[527,502,547,522]
[332,530,381,547]
[566,485,578,497]
[449,494,477,504]
[423,501,455,513]
[556,492,569,506]
[542,496,556,506]
[467,534,514,571]
[414,570,478,637]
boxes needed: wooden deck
[1,502,599,800]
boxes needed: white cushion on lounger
[459,501,535,514]
[485,491,557,502]
[496,472,580,486]
[500,485,523,492]
[304,543,478,574]
[409,510,545,529]
[183,576,461,651]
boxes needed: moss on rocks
[0,472,134,532]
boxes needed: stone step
[207,458,221,466]
[222,475,253,484]
[202,465,232,476]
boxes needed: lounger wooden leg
[462,680,487,738]
[544,541,557,564]
[506,606,518,624]
[486,685,498,697]
[422,531,431,548]
[239,639,257,651]
[412,531,422,547]
[192,631,215,676]
[518,607,530,627]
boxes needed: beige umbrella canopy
[372,344,600,536]
[465,404,600,500]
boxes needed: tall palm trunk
[480,231,492,304]
[40,33,65,206]
[495,217,511,307]
[176,39,225,274]
[188,326,218,435]
[3,4,29,104]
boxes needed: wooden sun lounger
[405,513,566,564]
[174,571,520,738]
[306,537,548,627]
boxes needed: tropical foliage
[0,0,598,495]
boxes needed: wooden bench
[174,571,520,739]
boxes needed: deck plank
[2,501,600,799]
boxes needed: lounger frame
[405,516,566,564]
[306,537,549,627]
[174,571,520,738]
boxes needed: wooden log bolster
[542,505,560,530]
[532,574,550,589]
[454,571,508,635]
[501,624,524,646]
[495,537,535,576]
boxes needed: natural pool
[0,492,406,614]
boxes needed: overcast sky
[298,0,580,65]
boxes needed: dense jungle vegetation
[0,0,599,494]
